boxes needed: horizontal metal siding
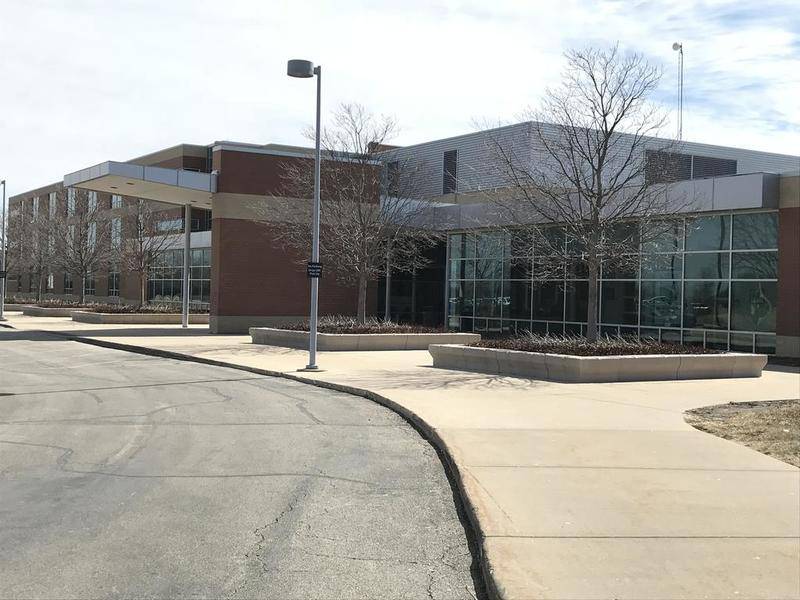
[390,121,799,199]
[388,122,533,198]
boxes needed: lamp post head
[672,42,682,51]
[287,59,315,78]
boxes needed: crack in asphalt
[0,439,379,484]
[1,376,265,397]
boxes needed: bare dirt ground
[685,399,800,467]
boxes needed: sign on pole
[306,261,323,278]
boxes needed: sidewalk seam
[39,329,502,600]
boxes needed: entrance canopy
[64,161,216,209]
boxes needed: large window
[148,247,211,307]
[84,274,96,297]
[108,269,120,297]
[446,210,779,352]
[67,188,76,216]
[111,218,122,249]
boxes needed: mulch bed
[283,316,442,335]
[470,334,720,356]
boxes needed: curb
[21,328,501,600]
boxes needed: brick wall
[212,217,375,319]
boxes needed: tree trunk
[80,275,86,305]
[37,271,44,302]
[410,266,417,323]
[586,260,599,342]
[357,275,368,324]
[140,273,147,307]
[383,254,392,322]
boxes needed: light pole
[0,179,6,322]
[287,58,322,370]
[672,42,684,140]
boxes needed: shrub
[283,315,441,334]
[470,332,720,356]
[82,303,208,314]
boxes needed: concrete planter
[71,311,209,325]
[428,344,767,382]
[22,306,78,317]
[250,327,481,351]
[3,304,30,312]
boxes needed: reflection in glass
[641,254,682,279]
[683,329,704,347]
[532,281,564,320]
[449,259,474,280]
[476,232,506,259]
[640,281,681,327]
[449,233,475,260]
[755,334,776,354]
[601,281,638,325]
[643,220,683,253]
[565,281,588,322]
[684,252,729,279]
[731,281,776,332]
[730,332,755,353]
[448,281,474,317]
[475,259,504,280]
[661,329,681,344]
[475,280,502,318]
[732,212,778,250]
[731,252,777,279]
[683,281,729,329]
[507,255,531,280]
[706,331,729,350]
[602,256,638,279]
[507,280,532,319]
[685,215,730,251]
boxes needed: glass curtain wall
[446,211,778,353]
[148,247,211,307]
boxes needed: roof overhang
[63,161,216,209]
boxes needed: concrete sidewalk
[5,313,800,599]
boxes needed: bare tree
[4,196,55,301]
[114,199,181,306]
[50,188,114,304]
[271,103,442,323]
[486,45,692,341]
[3,202,27,296]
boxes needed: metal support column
[182,204,191,328]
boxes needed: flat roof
[63,161,216,209]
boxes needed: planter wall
[428,344,767,382]
[3,304,30,312]
[22,306,77,317]
[250,327,481,351]
[71,311,209,325]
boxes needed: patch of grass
[685,400,800,467]
[283,315,442,334]
[470,332,720,356]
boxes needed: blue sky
[1,0,798,197]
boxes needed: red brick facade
[211,218,373,319]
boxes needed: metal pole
[182,203,191,328]
[306,65,322,369]
[678,46,683,141]
[0,180,6,321]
